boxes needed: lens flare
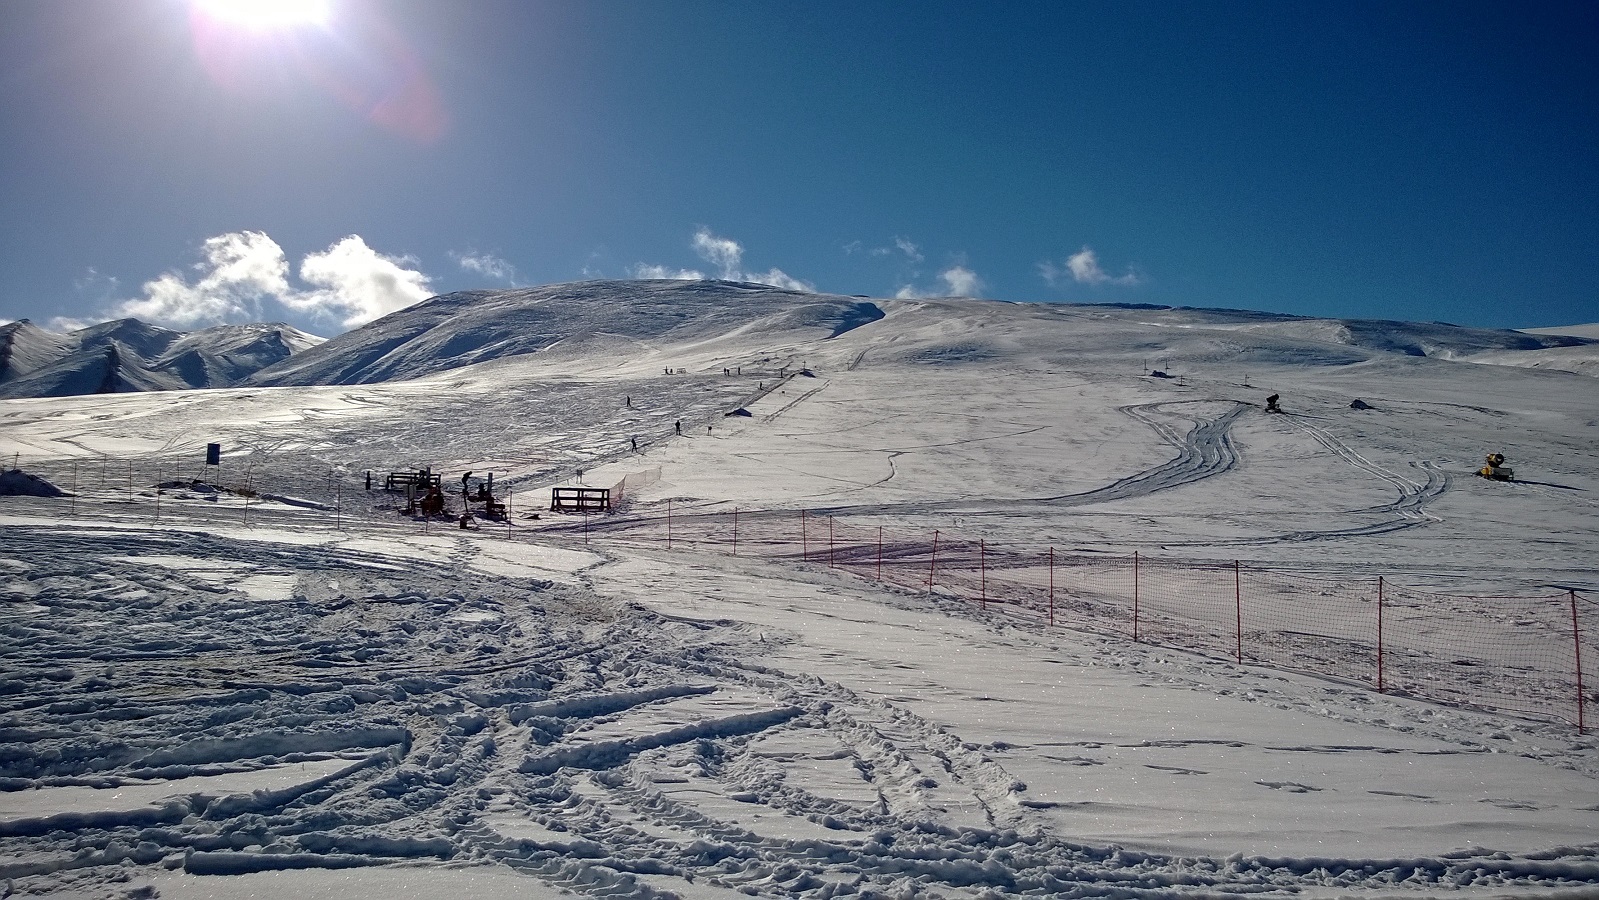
[191,0,331,29]
[187,0,448,143]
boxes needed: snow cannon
[1477,452,1514,482]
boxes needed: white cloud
[451,250,517,284]
[894,262,984,299]
[293,235,434,328]
[939,265,983,297]
[581,252,609,279]
[894,237,924,263]
[100,231,433,332]
[115,231,292,326]
[632,228,815,292]
[692,228,745,278]
[851,236,923,263]
[73,267,120,303]
[48,316,94,332]
[631,263,705,280]
[748,267,813,292]
[1041,246,1142,287]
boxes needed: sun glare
[191,0,331,29]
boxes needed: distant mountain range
[0,318,322,399]
[2,281,1595,400]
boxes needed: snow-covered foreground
[2,291,1597,897]
[3,519,1596,899]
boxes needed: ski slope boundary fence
[1,455,1592,732]
[582,506,1595,734]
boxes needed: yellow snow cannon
[1477,452,1514,481]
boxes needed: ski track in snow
[3,287,1599,897]
[1037,401,1245,505]
[589,398,1453,551]
[3,525,1596,899]
[3,524,1586,895]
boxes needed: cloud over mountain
[97,231,434,332]
[1040,246,1143,288]
[632,229,813,292]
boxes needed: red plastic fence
[587,506,1594,732]
[2,453,1592,732]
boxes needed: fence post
[927,529,940,592]
[1048,546,1055,627]
[877,525,883,581]
[335,483,341,530]
[1573,590,1586,734]
[1234,560,1243,664]
[70,461,78,517]
[732,507,738,557]
[979,539,986,610]
[829,516,835,568]
[507,488,514,538]
[667,499,673,549]
[154,461,161,523]
[1377,576,1386,692]
[128,461,134,505]
[801,509,808,561]
[1132,551,1140,642]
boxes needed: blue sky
[1,0,1595,336]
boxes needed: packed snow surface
[1,281,1596,898]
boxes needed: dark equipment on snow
[463,472,506,519]
[418,484,447,517]
[385,469,441,492]
[551,486,610,512]
[1265,394,1281,413]
[1478,452,1514,482]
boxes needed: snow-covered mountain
[7,284,1593,399]
[244,280,1597,388]
[1523,322,1599,340]
[4,279,1599,897]
[0,319,323,399]
[245,280,883,386]
[0,319,73,383]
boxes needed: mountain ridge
[0,319,323,400]
[4,281,1596,399]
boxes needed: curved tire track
[1034,401,1246,506]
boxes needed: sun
[191,0,331,29]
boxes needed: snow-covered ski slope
[2,280,1597,898]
